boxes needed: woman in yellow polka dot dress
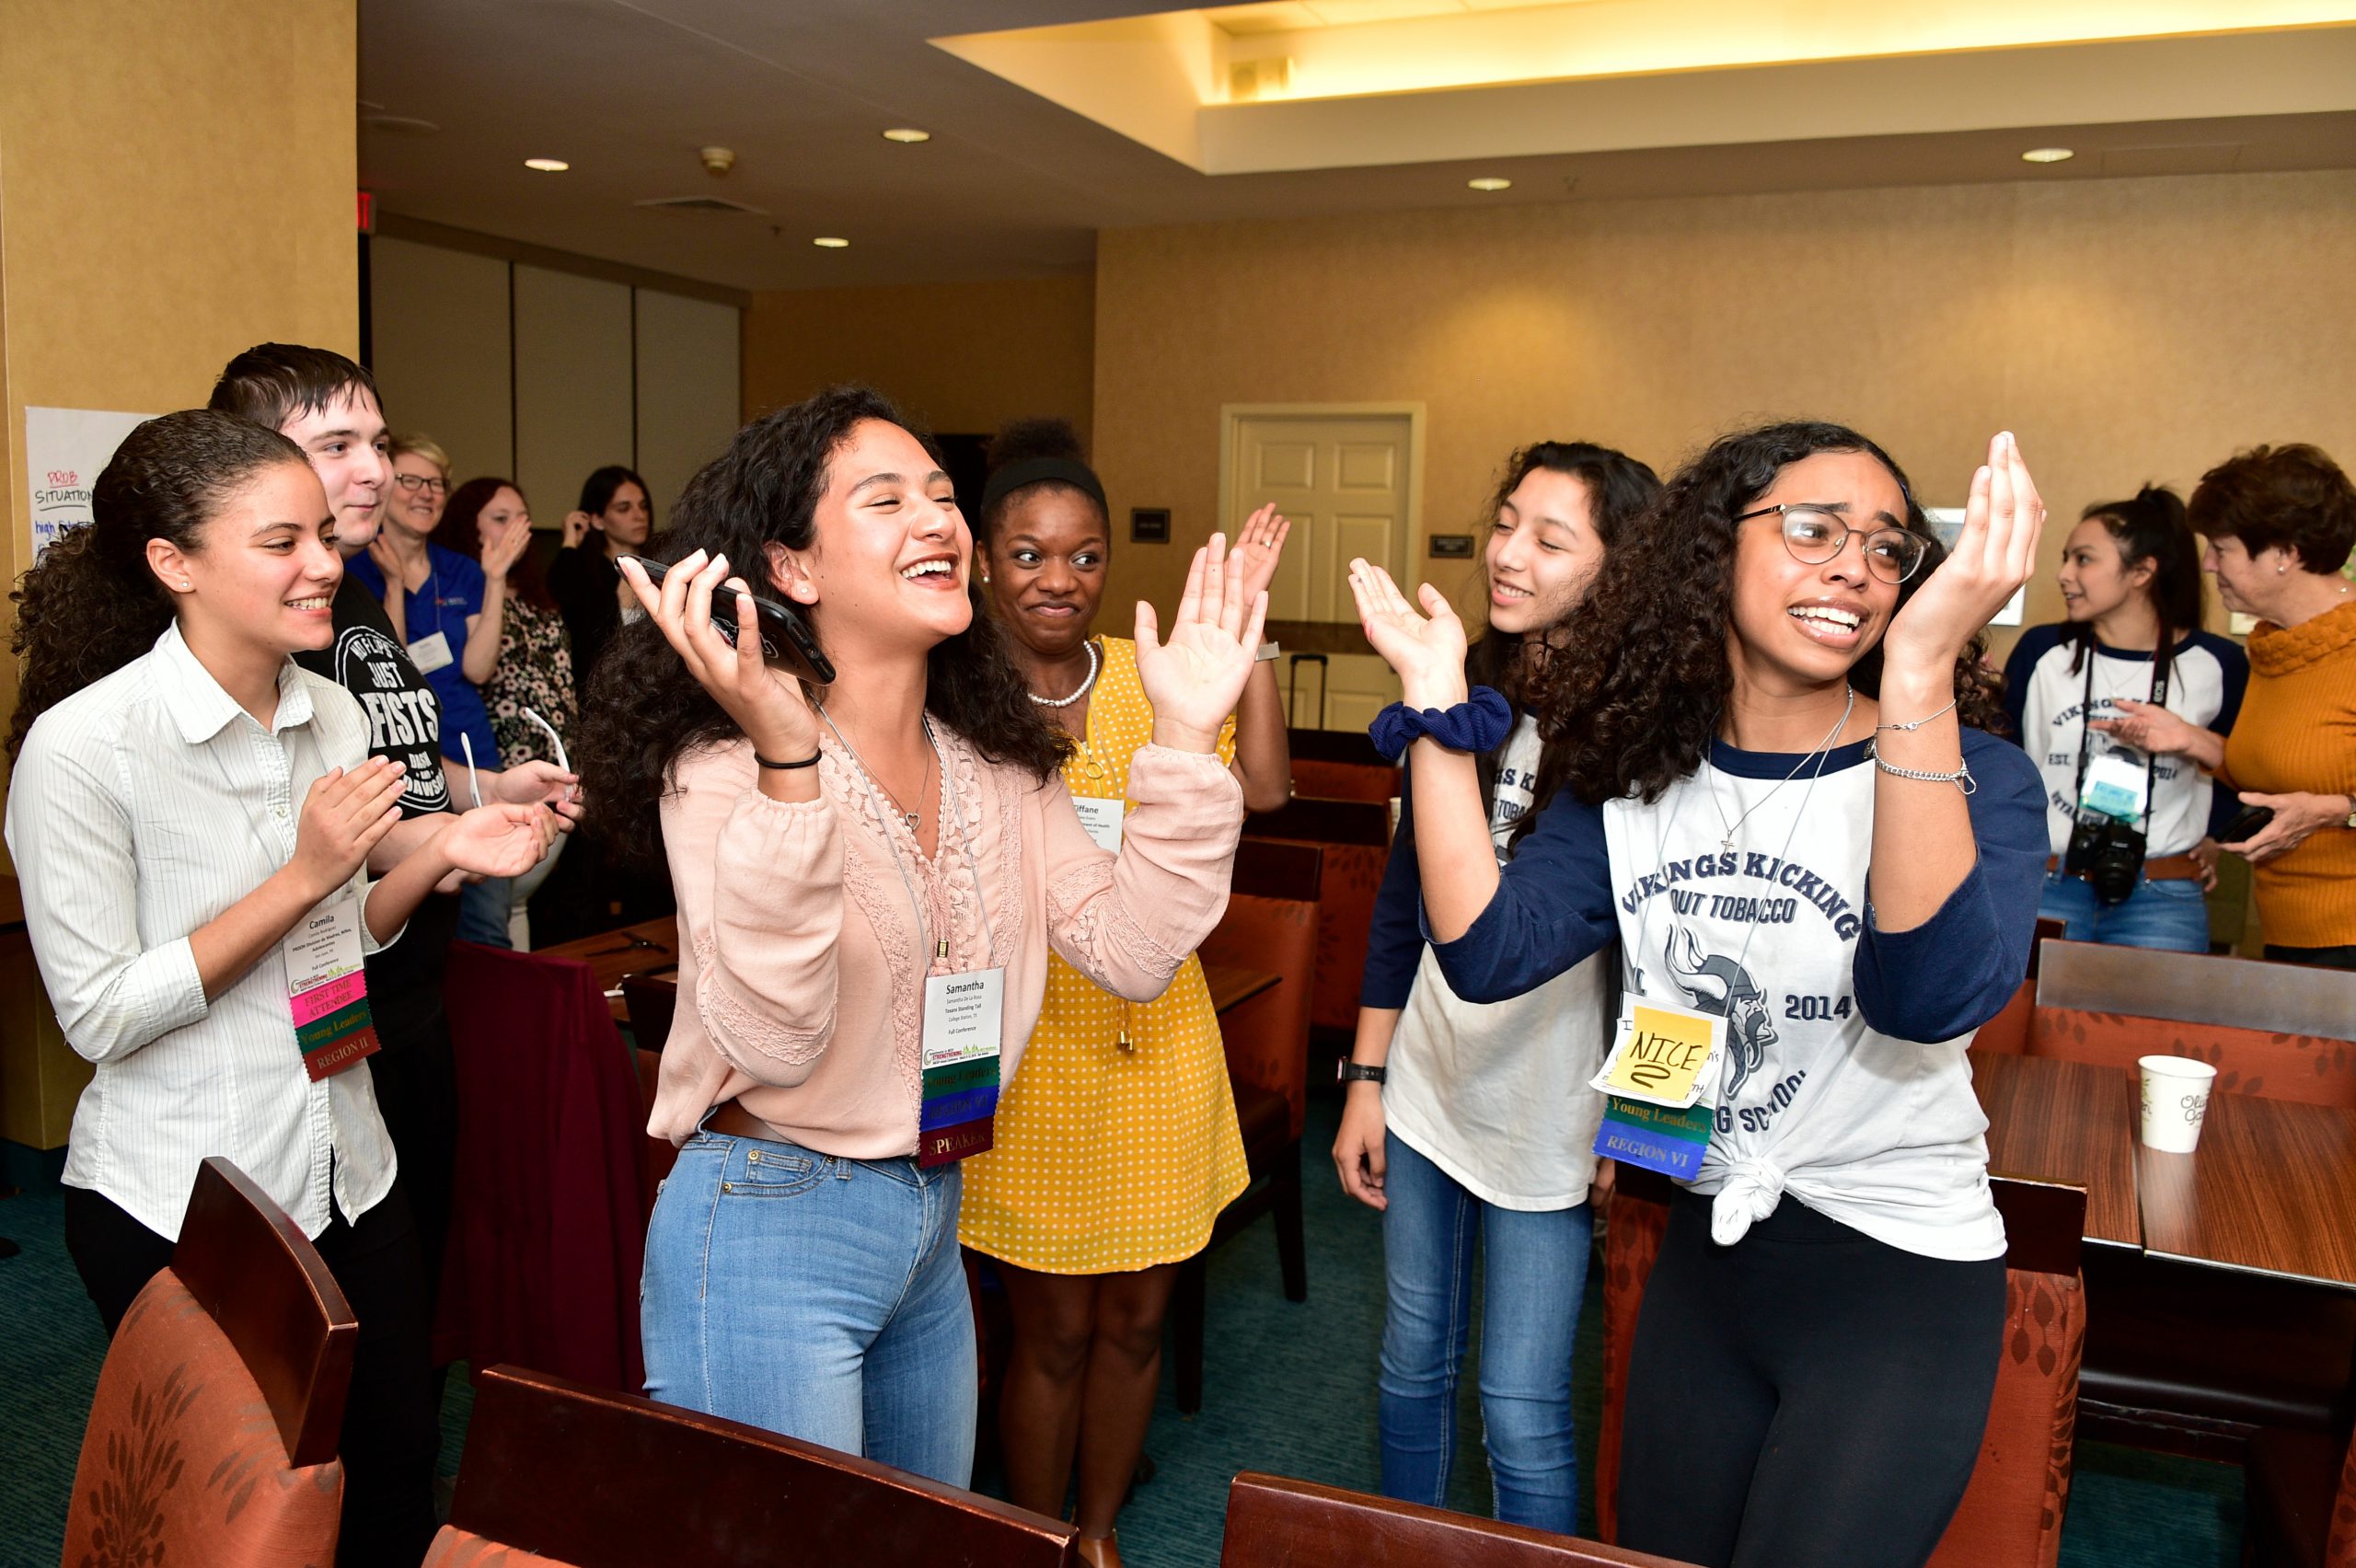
[961,420,1294,1568]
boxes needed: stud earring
[180,580,192,590]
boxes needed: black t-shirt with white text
[292,575,458,1041]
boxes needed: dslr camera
[2063,811,2147,907]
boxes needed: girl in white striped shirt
[6,409,554,1566]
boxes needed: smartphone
[628,558,834,685]
[2218,804,2275,846]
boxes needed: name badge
[918,966,1005,1167]
[1071,796,1124,855]
[1594,1097,1715,1181]
[2081,749,2150,822]
[1590,998,1725,1110]
[407,630,455,674]
[283,897,379,1082]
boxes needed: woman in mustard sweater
[2104,444,2356,968]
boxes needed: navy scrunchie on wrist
[1368,686,1514,763]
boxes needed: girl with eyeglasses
[2001,487,2246,952]
[1347,422,2047,1568]
[1332,441,1657,1536]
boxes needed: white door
[1223,409,1418,732]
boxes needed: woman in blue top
[1332,441,1657,1533]
[2000,485,2247,952]
[1346,423,2048,1568]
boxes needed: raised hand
[289,758,407,901]
[1882,432,2044,677]
[483,514,532,579]
[620,549,819,762]
[1231,503,1293,607]
[562,510,592,549]
[1347,559,1469,709]
[440,802,560,880]
[1135,533,1268,754]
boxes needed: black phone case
[629,558,835,685]
[2219,805,2275,844]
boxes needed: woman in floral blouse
[436,478,576,945]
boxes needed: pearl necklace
[1028,639,1100,709]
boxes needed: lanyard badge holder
[823,712,1007,1167]
[2063,652,2167,907]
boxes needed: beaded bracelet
[1369,686,1514,762]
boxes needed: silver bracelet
[1865,739,1977,794]
[1875,695,1958,732]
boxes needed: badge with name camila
[284,897,379,1081]
[918,960,1007,1167]
[1588,997,1725,1180]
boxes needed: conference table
[539,916,1282,1029]
[1970,1046,2356,1290]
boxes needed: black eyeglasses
[1736,503,1927,584]
[391,473,449,496]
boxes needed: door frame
[1217,401,1427,588]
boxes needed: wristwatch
[1337,1061,1386,1086]
[2343,794,2356,829]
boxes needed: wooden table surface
[539,917,1282,1027]
[1970,1049,2142,1250]
[2136,1090,2356,1292]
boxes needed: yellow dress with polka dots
[958,637,1251,1275]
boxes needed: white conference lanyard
[208,716,381,1083]
[406,553,455,674]
[817,709,1006,1167]
[1590,692,1850,1175]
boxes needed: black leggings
[1617,1191,2007,1568]
[64,1181,440,1568]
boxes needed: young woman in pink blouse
[576,386,1262,1485]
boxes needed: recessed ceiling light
[524,157,570,173]
[2021,147,2074,164]
[883,128,931,144]
[1467,177,1512,192]
[813,236,850,248]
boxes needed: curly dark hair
[8,410,308,762]
[437,476,556,612]
[1457,442,1662,841]
[576,386,1069,868]
[1531,420,2004,806]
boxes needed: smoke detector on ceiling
[635,194,768,216]
[699,146,737,175]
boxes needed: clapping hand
[1882,432,2045,676]
[483,513,532,579]
[1347,559,1469,710]
[1136,534,1268,753]
[289,759,407,901]
[1231,503,1293,607]
[489,759,583,827]
[441,802,560,880]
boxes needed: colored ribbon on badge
[1592,1095,1713,1181]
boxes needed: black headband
[981,456,1107,519]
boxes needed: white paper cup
[2139,1055,2218,1153]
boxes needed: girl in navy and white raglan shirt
[2001,485,2246,952]
[1346,422,2047,1568]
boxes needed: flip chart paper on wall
[26,408,155,562]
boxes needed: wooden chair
[1172,838,1322,1412]
[1218,1471,1703,1566]
[2027,940,2356,1107]
[1594,1170,2089,1568]
[425,1364,1078,1566]
[1242,795,1392,1050]
[2240,1418,2356,1567]
[1285,725,1403,805]
[63,1158,358,1568]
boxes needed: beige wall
[0,0,357,1149]
[743,275,1096,443]
[1091,171,2356,639]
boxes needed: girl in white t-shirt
[2001,485,2247,952]
[1346,422,2048,1568]
[1333,443,1659,1533]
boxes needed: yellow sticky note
[1601,1002,1718,1103]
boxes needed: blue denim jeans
[2038,869,2211,954]
[1378,1131,1593,1534]
[455,875,513,950]
[641,1127,976,1485]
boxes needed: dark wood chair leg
[1274,1139,1307,1304]
[1172,1253,1207,1415]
